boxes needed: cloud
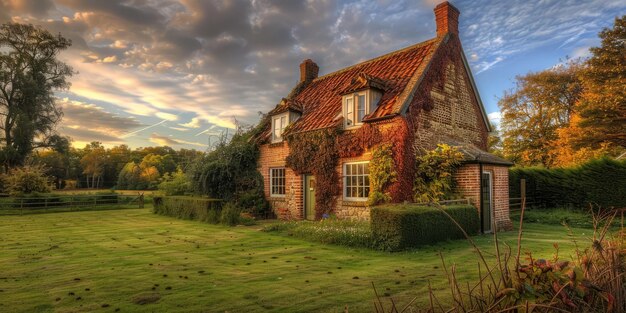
[149,133,179,146]
[58,98,143,144]
[487,111,502,129]
[461,0,625,74]
[149,132,208,147]
[156,112,178,121]
[180,117,201,128]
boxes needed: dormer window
[341,73,386,129]
[272,113,288,142]
[343,89,382,129]
[344,92,367,127]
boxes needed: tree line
[31,142,203,190]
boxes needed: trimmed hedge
[153,196,223,224]
[371,204,480,251]
[509,158,626,209]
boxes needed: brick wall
[258,142,303,220]
[454,164,513,232]
[413,61,489,151]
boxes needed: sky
[1,0,624,149]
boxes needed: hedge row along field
[509,158,626,209]
[153,196,223,223]
[371,204,479,251]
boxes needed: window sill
[344,124,363,130]
[269,195,286,199]
[342,199,369,207]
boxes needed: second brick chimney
[299,59,319,83]
[434,1,460,37]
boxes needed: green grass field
[0,209,594,312]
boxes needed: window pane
[357,94,366,122]
[343,162,371,199]
[270,168,286,195]
[346,98,353,126]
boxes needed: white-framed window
[344,91,367,128]
[343,162,370,201]
[272,113,288,142]
[270,168,286,196]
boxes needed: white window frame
[343,91,368,129]
[271,112,289,143]
[269,167,286,197]
[343,161,370,201]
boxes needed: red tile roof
[284,37,443,134]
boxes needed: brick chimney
[299,59,319,83]
[434,1,460,37]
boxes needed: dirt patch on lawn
[131,293,161,305]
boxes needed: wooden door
[305,175,316,220]
[481,172,493,233]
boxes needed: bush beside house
[371,204,479,251]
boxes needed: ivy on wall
[367,143,397,205]
[413,144,464,203]
[285,128,340,218]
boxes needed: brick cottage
[255,1,513,232]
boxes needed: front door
[304,175,316,220]
[481,172,493,233]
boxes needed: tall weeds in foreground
[371,202,626,312]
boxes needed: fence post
[139,193,144,209]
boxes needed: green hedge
[371,204,479,251]
[509,158,626,209]
[153,196,223,224]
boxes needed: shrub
[371,204,479,251]
[263,218,374,249]
[1,164,51,195]
[188,127,268,216]
[510,157,626,209]
[368,144,397,205]
[153,196,222,224]
[157,168,192,196]
[413,144,464,203]
[219,202,241,226]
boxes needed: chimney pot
[299,59,319,83]
[434,1,460,37]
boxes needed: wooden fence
[0,193,145,215]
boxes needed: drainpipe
[479,162,484,234]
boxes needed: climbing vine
[367,143,397,205]
[285,128,340,218]
[413,144,464,203]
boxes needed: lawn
[0,209,595,313]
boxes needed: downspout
[479,162,484,234]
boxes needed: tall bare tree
[0,23,73,170]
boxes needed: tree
[117,161,141,190]
[575,15,626,149]
[499,64,582,167]
[140,153,175,175]
[0,23,73,170]
[80,142,106,188]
